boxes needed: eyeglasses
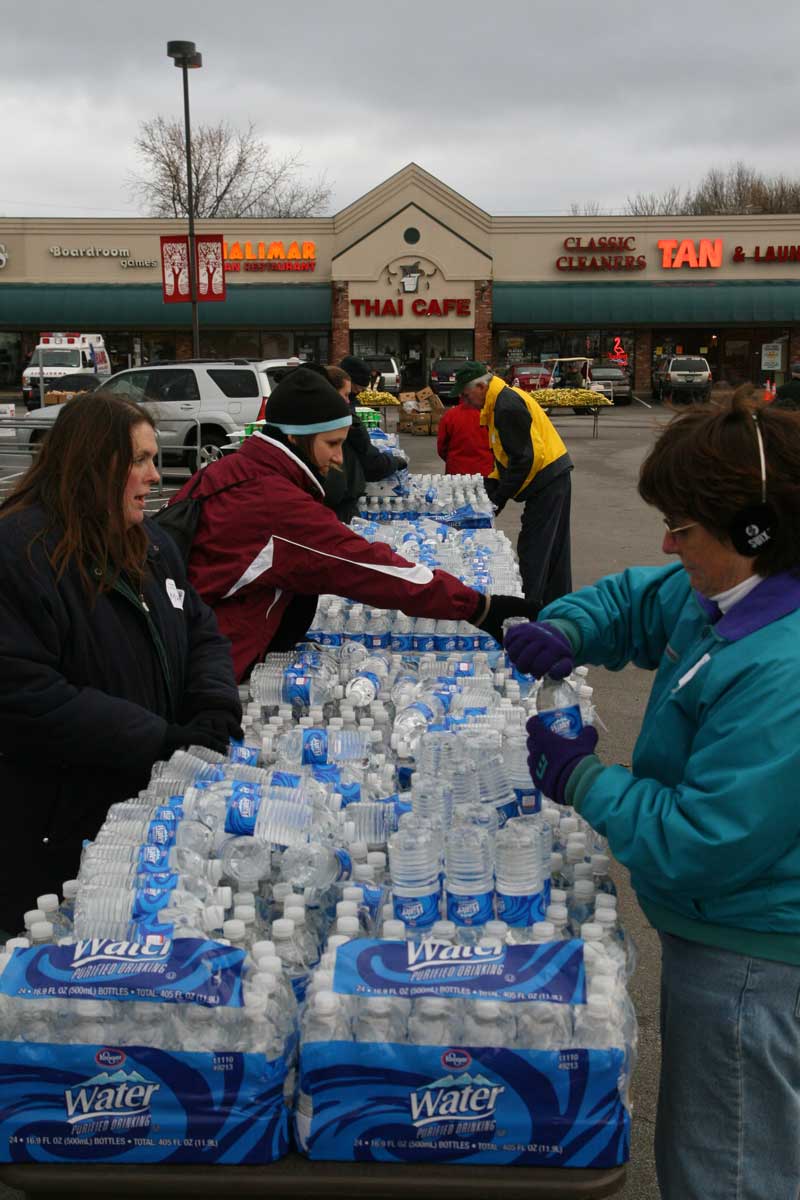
[662,518,698,536]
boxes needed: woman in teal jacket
[505,390,800,1200]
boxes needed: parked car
[362,354,402,394]
[504,363,552,392]
[18,359,277,466]
[430,356,470,401]
[24,372,104,410]
[589,365,632,405]
[653,355,712,403]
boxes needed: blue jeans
[656,932,800,1199]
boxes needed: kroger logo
[95,1048,126,1069]
[441,1049,471,1071]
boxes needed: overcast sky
[3,0,798,219]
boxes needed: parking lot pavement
[406,406,670,1199]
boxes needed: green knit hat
[449,361,489,399]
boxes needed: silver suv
[654,356,712,403]
[19,359,284,465]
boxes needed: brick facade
[331,282,350,363]
[633,329,652,394]
[474,280,493,363]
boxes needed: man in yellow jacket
[454,362,573,606]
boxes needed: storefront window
[143,335,177,364]
[260,332,292,359]
[495,329,634,370]
[0,333,22,388]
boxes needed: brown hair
[325,365,351,391]
[638,384,800,575]
[0,391,156,595]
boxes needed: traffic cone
[772,379,778,401]
[764,379,773,403]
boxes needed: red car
[505,363,551,392]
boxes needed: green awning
[493,281,800,326]
[0,283,331,328]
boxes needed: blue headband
[271,415,353,435]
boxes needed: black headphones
[728,412,779,557]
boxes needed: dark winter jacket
[0,507,240,932]
[773,378,800,411]
[324,405,399,523]
[175,432,484,681]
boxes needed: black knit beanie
[339,355,371,387]
[264,367,353,434]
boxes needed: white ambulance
[22,333,111,409]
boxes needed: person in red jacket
[436,362,494,475]
[173,368,535,680]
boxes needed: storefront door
[400,332,426,389]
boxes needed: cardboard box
[399,392,418,405]
[411,414,432,435]
[415,386,436,403]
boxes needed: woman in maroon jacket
[173,368,534,680]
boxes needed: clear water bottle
[345,653,391,707]
[58,881,79,927]
[392,691,447,749]
[272,917,310,1001]
[388,827,441,931]
[494,824,544,941]
[444,826,494,936]
[302,990,352,1041]
[279,843,352,891]
[354,996,407,1043]
[568,879,596,935]
[503,728,541,815]
[572,994,622,1050]
[462,999,516,1047]
[536,677,584,739]
[408,996,460,1044]
[591,854,617,896]
[516,995,572,1050]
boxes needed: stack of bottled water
[359,474,494,527]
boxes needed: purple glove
[526,716,599,806]
[504,621,574,679]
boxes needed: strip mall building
[1,163,799,392]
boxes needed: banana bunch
[357,389,400,406]
[538,389,613,408]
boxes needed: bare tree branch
[127,117,332,218]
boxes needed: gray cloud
[2,0,798,217]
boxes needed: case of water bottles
[0,934,292,1164]
[359,473,495,528]
[0,608,636,1173]
[296,933,633,1168]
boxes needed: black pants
[517,471,572,608]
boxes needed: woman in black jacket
[0,393,241,932]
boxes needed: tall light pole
[166,40,202,357]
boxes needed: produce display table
[0,1155,627,1199]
